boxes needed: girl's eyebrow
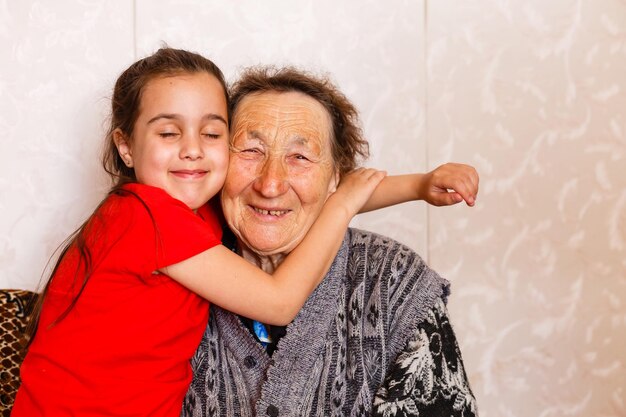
[147,113,227,125]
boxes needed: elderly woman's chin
[227,214,309,257]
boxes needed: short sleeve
[95,184,223,276]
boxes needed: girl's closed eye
[158,131,180,138]
[202,132,222,139]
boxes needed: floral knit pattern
[372,299,478,417]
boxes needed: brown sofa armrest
[1,289,38,416]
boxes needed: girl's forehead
[138,73,228,120]
[142,72,225,98]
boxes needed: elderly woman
[184,67,479,416]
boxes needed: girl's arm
[161,168,386,326]
[359,162,479,213]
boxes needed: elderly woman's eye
[293,154,310,161]
[243,148,261,154]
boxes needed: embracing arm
[371,300,479,416]
[162,169,386,326]
[360,163,479,213]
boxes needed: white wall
[1,1,625,415]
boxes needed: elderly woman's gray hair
[229,66,370,176]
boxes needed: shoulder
[94,184,175,221]
[83,185,183,256]
[102,183,212,230]
[93,183,220,247]
[342,228,450,354]
[114,183,187,212]
[344,228,449,299]
[85,185,164,242]
[345,228,428,271]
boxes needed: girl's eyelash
[158,132,222,138]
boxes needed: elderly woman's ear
[328,169,340,195]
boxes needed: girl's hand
[419,163,479,207]
[328,168,387,218]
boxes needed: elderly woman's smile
[221,91,339,256]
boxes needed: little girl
[12,48,385,417]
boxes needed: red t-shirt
[13,183,222,417]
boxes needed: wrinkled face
[221,91,339,255]
[115,73,229,210]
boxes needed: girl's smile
[171,169,209,179]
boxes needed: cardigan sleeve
[371,299,479,416]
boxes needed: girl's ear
[113,128,133,168]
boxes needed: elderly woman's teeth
[254,207,287,216]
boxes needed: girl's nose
[180,134,204,160]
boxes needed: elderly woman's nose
[253,157,289,197]
[180,133,204,160]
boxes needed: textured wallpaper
[426,1,626,416]
[1,1,625,415]
[0,1,134,290]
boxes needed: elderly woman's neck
[238,243,287,274]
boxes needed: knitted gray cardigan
[183,228,476,416]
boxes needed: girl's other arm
[162,168,386,326]
[359,162,479,213]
